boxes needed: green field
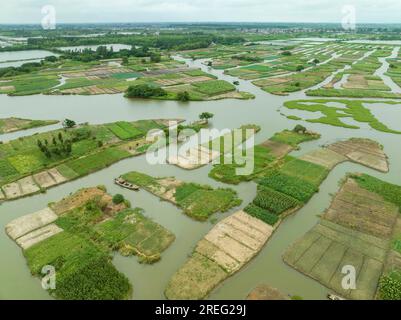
[19,186,176,299]
[283,99,401,134]
[122,172,242,221]
[0,119,173,199]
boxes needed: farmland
[165,136,389,300]
[0,117,58,134]
[168,124,261,170]
[283,99,401,134]
[2,22,401,301]
[0,53,253,100]
[120,172,242,221]
[209,127,321,184]
[6,186,175,299]
[284,175,401,300]
[0,119,184,201]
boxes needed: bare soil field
[283,177,401,300]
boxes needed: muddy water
[375,47,401,93]
[1,50,401,300]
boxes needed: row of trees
[125,84,167,98]
[37,132,72,158]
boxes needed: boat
[327,293,345,300]
[114,177,140,191]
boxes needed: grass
[280,158,329,186]
[106,122,143,140]
[0,159,19,180]
[208,127,320,186]
[192,80,235,95]
[178,186,242,220]
[283,99,401,134]
[95,208,175,263]
[270,129,320,146]
[284,220,387,300]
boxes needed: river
[0,49,401,300]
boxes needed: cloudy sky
[1,0,400,24]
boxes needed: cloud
[0,0,401,24]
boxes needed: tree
[313,58,320,64]
[293,124,307,134]
[177,91,190,102]
[125,84,167,98]
[65,141,72,154]
[63,119,76,129]
[112,194,125,205]
[281,51,292,56]
[150,52,161,63]
[296,65,304,72]
[199,112,214,123]
[58,132,63,143]
[122,57,129,65]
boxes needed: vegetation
[199,112,214,123]
[19,186,176,299]
[209,127,320,185]
[0,119,176,199]
[379,271,401,300]
[125,84,167,99]
[284,99,401,134]
[0,117,58,134]
[253,185,300,215]
[244,204,279,226]
[353,174,401,210]
[122,172,242,221]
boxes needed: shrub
[177,91,190,101]
[379,272,401,300]
[125,84,167,98]
[112,194,125,205]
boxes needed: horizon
[1,0,401,25]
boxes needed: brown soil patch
[6,207,58,240]
[327,138,389,172]
[2,182,22,199]
[247,284,290,300]
[166,211,273,300]
[323,178,398,239]
[261,140,293,158]
[300,148,347,169]
[18,176,40,195]
[50,187,106,215]
[33,171,57,188]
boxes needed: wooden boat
[114,177,139,191]
[327,293,345,300]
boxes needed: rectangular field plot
[284,220,386,299]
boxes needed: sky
[1,0,401,24]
